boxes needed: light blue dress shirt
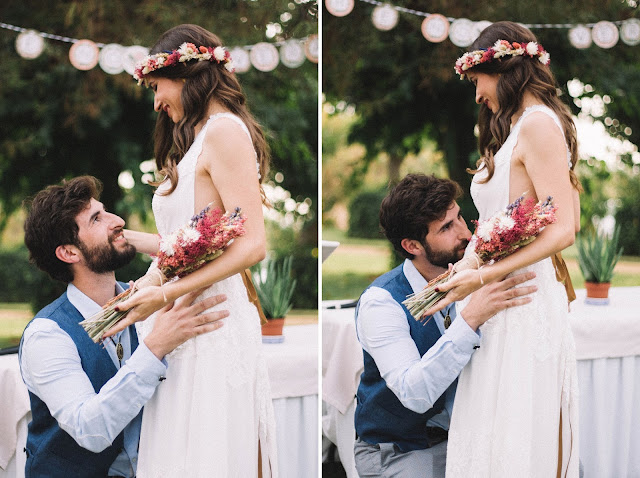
[20,283,167,478]
[355,259,481,429]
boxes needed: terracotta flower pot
[585,282,611,299]
[261,317,285,336]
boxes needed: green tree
[323,0,640,222]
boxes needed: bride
[107,24,277,477]
[432,22,581,477]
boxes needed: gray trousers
[354,438,447,478]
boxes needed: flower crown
[133,42,235,85]
[454,40,551,79]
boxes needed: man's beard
[422,239,469,269]
[77,232,136,274]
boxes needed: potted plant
[575,225,623,304]
[253,256,297,337]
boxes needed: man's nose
[107,211,125,228]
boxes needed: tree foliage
[0,0,318,228]
[323,0,640,221]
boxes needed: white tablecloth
[0,323,318,478]
[322,288,640,478]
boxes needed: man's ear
[400,238,423,257]
[55,244,81,265]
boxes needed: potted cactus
[253,256,297,337]
[575,225,623,304]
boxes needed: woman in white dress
[109,24,277,477]
[429,22,581,477]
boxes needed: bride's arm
[123,229,160,256]
[425,113,577,315]
[106,121,265,332]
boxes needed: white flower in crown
[181,228,201,244]
[225,60,235,72]
[525,42,539,56]
[539,51,550,65]
[213,46,227,61]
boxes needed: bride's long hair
[147,24,270,196]
[467,21,580,190]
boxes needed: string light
[325,0,640,48]
[1,21,316,73]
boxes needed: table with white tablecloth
[0,322,318,478]
[322,287,640,478]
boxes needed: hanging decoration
[15,29,44,59]
[448,18,476,47]
[250,42,280,72]
[1,22,315,75]
[305,34,319,63]
[325,0,355,17]
[569,25,593,49]
[122,45,150,75]
[68,39,99,70]
[230,47,251,73]
[421,14,449,43]
[372,4,399,31]
[280,39,306,68]
[98,43,125,74]
[591,21,619,49]
[620,18,640,45]
[326,1,640,51]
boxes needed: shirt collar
[67,282,125,320]
[402,259,429,294]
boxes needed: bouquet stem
[80,267,167,343]
[402,254,483,321]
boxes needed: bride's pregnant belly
[456,252,569,361]
[136,273,262,359]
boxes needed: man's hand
[144,288,228,359]
[461,271,537,331]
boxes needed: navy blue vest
[19,286,138,478]
[354,264,447,452]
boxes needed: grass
[0,303,317,350]
[0,303,31,349]
[322,227,640,300]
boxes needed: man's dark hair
[23,176,102,283]
[379,174,463,260]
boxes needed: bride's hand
[421,268,486,317]
[103,286,168,338]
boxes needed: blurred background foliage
[322,0,640,298]
[0,0,318,312]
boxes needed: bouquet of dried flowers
[80,205,246,342]
[402,195,557,321]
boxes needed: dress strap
[206,112,260,178]
[516,105,571,169]
[207,112,254,145]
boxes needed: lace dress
[445,105,579,478]
[136,113,278,478]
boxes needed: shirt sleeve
[20,319,167,452]
[356,287,480,414]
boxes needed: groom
[353,174,537,477]
[19,176,228,478]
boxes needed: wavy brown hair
[147,24,270,197]
[465,21,580,190]
[380,174,463,260]
[24,176,102,283]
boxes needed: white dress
[445,105,579,478]
[136,113,278,478]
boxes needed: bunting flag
[325,0,640,49]
[1,22,316,74]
